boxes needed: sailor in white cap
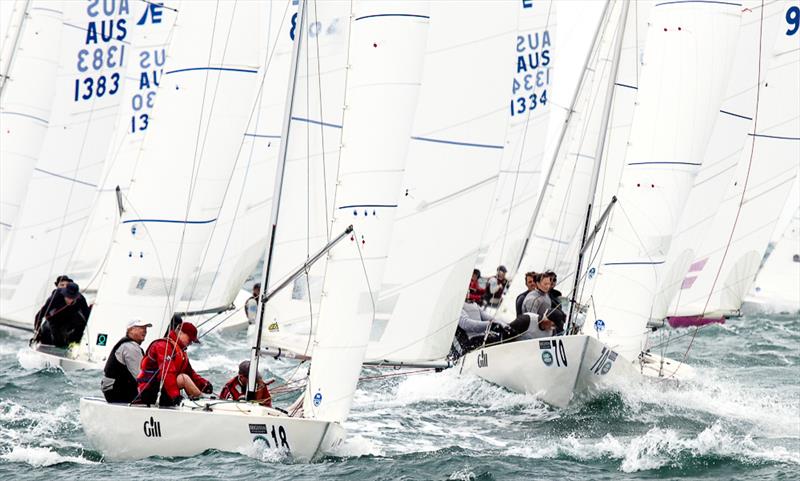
[100,319,153,403]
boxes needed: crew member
[465,269,484,304]
[100,320,151,403]
[33,275,73,333]
[244,283,261,325]
[136,322,212,406]
[483,265,508,307]
[220,360,272,406]
[34,282,91,347]
[515,271,537,316]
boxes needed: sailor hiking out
[33,280,91,348]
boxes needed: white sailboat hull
[80,397,343,461]
[460,335,640,408]
[20,344,101,371]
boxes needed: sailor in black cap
[33,281,91,347]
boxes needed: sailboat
[743,201,800,314]
[0,1,132,334]
[459,0,773,408]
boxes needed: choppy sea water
[0,313,798,480]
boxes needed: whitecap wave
[507,422,800,473]
[0,445,97,467]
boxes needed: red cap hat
[176,322,200,344]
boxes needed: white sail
[175,2,296,317]
[80,1,265,363]
[475,1,555,274]
[258,0,353,354]
[666,10,800,318]
[363,1,518,363]
[586,1,743,361]
[0,1,131,325]
[67,1,179,295]
[498,0,648,321]
[653,1,787,320]
[300,0,432,423]
[0,1,63,248]
[745,201,800,313]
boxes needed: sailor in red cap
[136,322,212,406]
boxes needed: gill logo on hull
[477,350,488,368]
[143,416,162,437]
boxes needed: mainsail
[475,1,555,274]
[364,1,518,363]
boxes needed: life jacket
[466,279,484,303]
[484,276,508,303]
[220,375,272,406]
[103,336,142,396]
[220,376,246,401]
[137,334,186,398]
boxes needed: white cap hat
[127,319,153,329]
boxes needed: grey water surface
[0,313,798,480]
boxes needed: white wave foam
[0,445,97,467]
[448,468,477,480]
[508,422,800,473]
[329,432,385,458]
[390,369,552,415]
[189,354,241,373]
[616,369,800,438]
[16,348,56,370]
[238,437,289,463]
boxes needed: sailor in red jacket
[220,360,272,406]
[136,322,212,406]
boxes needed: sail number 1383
[74,73,121,101]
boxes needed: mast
[513,0,612,275]
[247,0,307,399]
[566,0,630,329]
[0,0,29,97]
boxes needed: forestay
[80,1,265,363]
[0,1,131,326]
[301,0,432,423]
[0,1,63,248]
[586,1,743,361]
[364,1,518,363]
